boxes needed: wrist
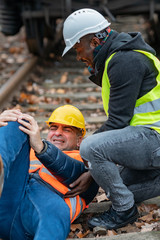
[35,140,48,155]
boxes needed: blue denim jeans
[0,122,70,240]
[80,126,160,211]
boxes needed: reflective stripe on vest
[29,148,86,222]
[64,195,86,223]
[102,50,160,133]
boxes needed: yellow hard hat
[46,105,86,137]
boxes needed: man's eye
[50,127,56,131]
[64,128,71,132]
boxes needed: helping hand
[64,171,93,198]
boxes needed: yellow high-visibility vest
[102,50,160,133]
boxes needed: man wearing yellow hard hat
[0,105,98,240]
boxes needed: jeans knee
[80,136,112,167]
[80,136,98,162]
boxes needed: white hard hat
[62,8,111,56]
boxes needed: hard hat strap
[88,28,113,75]
[95,31,108,39]
[94,27,112,39]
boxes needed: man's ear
[77,136,83,148]
[90,37,101,48]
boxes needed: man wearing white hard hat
[62,8,160,230]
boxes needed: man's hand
[0,109,22,127]
[18,114,44,153]
[64,171,93,198]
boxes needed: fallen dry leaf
[138,203,159,213]
[9,46,23,54]
[65,98,71,104]
[70,224,83,232]
[27,106,39,112]
[119,224,139,233]
[141,222,158,232]
[134,221,145,228]
[73,76,83,83]
[56,88,65,94]
[95,193,108,203]
[107,230,117,236]
[76,230,90,238]
[139,212,154,223]
[60,72,68,83]
[19,93,40,104]
[87,96,97,102]
[67,231,75,238]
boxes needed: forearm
[36,141,86,186]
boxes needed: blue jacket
[33,140,99,205]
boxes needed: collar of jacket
[89,31,119,87]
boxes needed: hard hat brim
[62,45,72,57]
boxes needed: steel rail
[0,56,38,108]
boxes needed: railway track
[0,56,38,108]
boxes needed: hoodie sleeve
[95,50,156,133]
[35,140,86,186]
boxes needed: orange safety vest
[29,148,86,223]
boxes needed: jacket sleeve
[35,140,86,186]
[95,50,157,133]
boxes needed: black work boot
[88,204,139,230]
[0,155,4,197]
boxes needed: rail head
[0,56,38,109]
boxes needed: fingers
[17,114,42,152]
[64,187,82,198]
[18,115,38,135]
[65,178,85,198]
[18,125,31,135]
[0,122,8,127]
[18,114,36,128]
[65,172,93,198]
[1,109,21,116]
[18,113,35,123]
[0,109,22,126]
[18,118,32,134]
[69,179,80,188]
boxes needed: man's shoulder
[63,150,83,163]
[108,49,146,66]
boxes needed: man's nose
[76,54,81,61]
[54,127,63,135]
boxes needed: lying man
[0,105,98,240]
